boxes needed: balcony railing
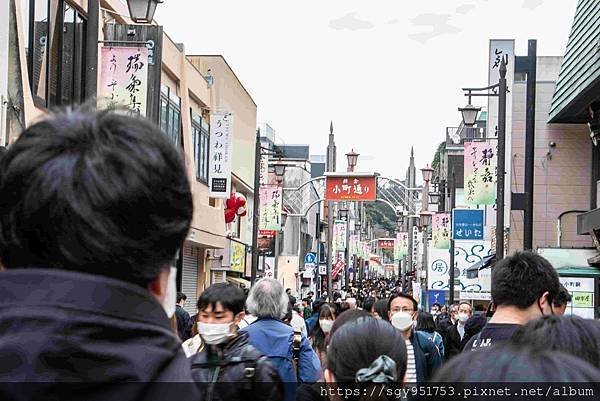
[446,126,487,145]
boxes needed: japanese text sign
[259,154,269,186]
[230,241,246,273]
[333,220,347,252]
[99,46,148,115]
[464,141,498,206]
[559,277,595,319]
[209,112,233,198]
[378,239,395,250]
[325,175,377,202]
[432,213,451,249]
[394,232,409,260]
[258,186,282,235]
[452,209,484,240]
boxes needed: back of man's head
[491,251,559,310]
[0,110,193,286]
[246,278,288,319]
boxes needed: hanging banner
[349,235,359,256]
[395,232,409,260]
[456,240,493,300]
[230,241,246,273]
[378,239,395,250]
[325,175,377,202]
[333,220,347,251]
[432,213,451,249]
[259,154,269,186]
[209,112,233,198]
[427,246,451,290]
[258,186,282,236]
[99,46,148,115]
[464,141,498,205]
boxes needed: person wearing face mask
[444,302,472,360]
[189,283,282,401]
[388,293,442,383]
[463,251,560,352]
[309,303,337,370]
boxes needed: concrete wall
[509,56,592,253]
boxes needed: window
[159,85,181,146]
[26,0,86,107]
[191,110,209,183]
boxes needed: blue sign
[452,209,484,240]
[428,290,446,308]
[304,253,316,264]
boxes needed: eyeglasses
[391,307,414,313]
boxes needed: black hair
[373,298,390,322]
[431,302,441,309]
[312,299,325,314]
[310,303,337,353]
[491,251,560,309]
[433,343,600,384]
[416,311,436,333]
[177,292,187,303]
[327,317,407,385]
[511,315,600,368]
[553,284,572,307]
[330,308,371,341]
[0,110,192,286]
[387,293,418,313]
[362,297,376,314]
[197,283,246,315]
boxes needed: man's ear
[234,311,246,324]
[147,267,170,304]
[324,368,336,383]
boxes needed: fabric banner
[258,186,283,234]
[464,141,498,205]
[99,46,148,115]
[432,213,451,249]
[230,242,246,273]
[349,235,359,256]
[394,232,409,260]
[427,246,451,290]
[259,154,269,186]
[333,220,347,252]
[456,240,492,299]
[209,112,234,198]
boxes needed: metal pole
[407,216,415,291]
[449,168,456,305]
[524,39,537,251]
[344,212,350,290]
[315,209,321,297]
[85,0,99,100]
[326,201,334,299]
[251,129,261,285]
[496,59,507,260]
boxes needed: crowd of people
[2,110,600,400]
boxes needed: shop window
[25,0,86,108]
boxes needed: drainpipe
[557,210,587,247]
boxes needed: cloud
[409,13,461,44]
[455,4,476,14]
[522,0,544,10]
[328,12,375,31]
[388,19,399,25]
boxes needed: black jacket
[444,323,463,360]
[176,305,191,341]
[0,268,199,401]
[190,332,282,401]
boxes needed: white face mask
[391,311,414,331]
[197,322,234,345]
[161,267,178,318]
[319,319,334,334]
[457,312,469,323]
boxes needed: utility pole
[449,167,456,305]
[523,40,537,251]
[250,129,261,285]
[85,0,99,100]
[325,121,336,298]
[496,59,507,260]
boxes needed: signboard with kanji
[230,241,246,273]
[209,112,233,198]
[559,277,595,319]
[333,220,347,251]
[258,186,282,236]
[464,141,498,206]
[325,175,377,202]
[432,213,451,249]
[378,239,395,250]
[99,46,148,115]
[452,209,484,241]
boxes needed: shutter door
[181,244,199,315]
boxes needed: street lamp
[273,163,286,185]
[421,164,434,183]
[127,0,163,23]
[346,149,360,172]
[338,208,348,221]
[458,103,482,127]
[419,211,433,229]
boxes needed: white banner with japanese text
[209,112,233,198]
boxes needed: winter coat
[0,268,198,401]
[189,332,282,401]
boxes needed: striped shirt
[405,339,417,383]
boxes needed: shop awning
[555,267,600,278]
[226,276,251,289]
[465,254,496,279]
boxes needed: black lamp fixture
[273,163,286,185]
[428,178,441,204]
[419,211,433,228]
[346,149,360,172]
[127,0,163,23]
[338,208,349,221]
[458,103,482,127]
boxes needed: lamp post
[346,149,359,172]
[338,205,350,290]
[127,0,163,23]
[460,57,508,260]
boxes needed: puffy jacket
[240,318,321,401]
[0,268,199,401]
[190,332,282,401]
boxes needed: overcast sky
[154,0,577,181]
